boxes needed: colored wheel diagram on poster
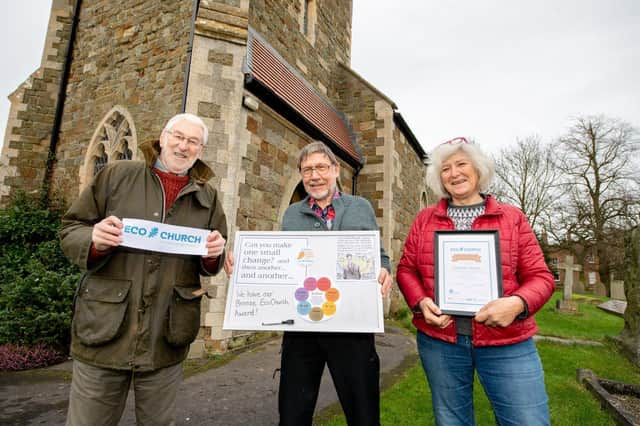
[294,276,340,322]
[294,246,340,322]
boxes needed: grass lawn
[318,291,638,425]
[535,291,624,341]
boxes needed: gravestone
[574,277,586,294]
[611,280,626,301]
[617,227,640,367]
[556,255,581,313]
[597,300,627,318]
[586,271,597,292]
[594,281,608,297]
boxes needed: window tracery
[81,106,137,189]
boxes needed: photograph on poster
[335,235,375,281]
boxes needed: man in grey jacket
[225,141,392,425]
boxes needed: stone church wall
[182,0,252,355]
[337,65,429,313]
[50,0,193,201]
[248,0,352,101]
[390,126,432,312]
[336,65,391,241]
[0,0,74,205]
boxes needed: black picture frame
[434,230,503,316]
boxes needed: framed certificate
[434,230,503,316]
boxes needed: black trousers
[278,331,380,426]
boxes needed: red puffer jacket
[397,196,555,346]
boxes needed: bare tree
[492,135,561,231]
[555,115,640,294]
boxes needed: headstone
[594,282,608,297]
[556,255,581,313]
[583,271,597,292]
[611,280,626,301]
[597,300,627,317]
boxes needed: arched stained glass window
[80,106,138,190]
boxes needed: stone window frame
[420,191,428,209]
[80,105,138,190]
[299,0,317,45]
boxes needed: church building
[1,0,432,354]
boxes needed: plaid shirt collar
[309,191,341,229]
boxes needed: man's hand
[377,268,392,297]
[417,297,452,329]
[223,250,235,277]
[204,231,225,259]
[474,296,525,327]
[92,216,123,251]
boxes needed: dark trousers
[278,331,380,426]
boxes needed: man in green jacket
[60,113,227,425]
[225,141,392,425]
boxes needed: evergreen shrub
[0,192,79,359]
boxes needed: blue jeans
[417,332,550,426]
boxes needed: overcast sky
[1,1,52,152]
[352,0,640,153]
[1,1,639,155]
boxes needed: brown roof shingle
[245,29,361,164]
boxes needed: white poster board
[223,231,384,333]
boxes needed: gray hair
[425,142,495,199]
[297,141,339,170]
[163,113,209,145]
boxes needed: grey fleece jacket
[282,193,391,272]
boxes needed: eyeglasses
[441,137,470,145]
[165,129,203,148]
[300,163,333,177]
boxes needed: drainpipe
[43,0,81,204]
[351,163,362,195]
[181,0,200,112]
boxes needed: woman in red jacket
[397,137,554,425]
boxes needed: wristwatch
[515,295,529,320]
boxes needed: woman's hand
[417,297,452,329]
[475,296,525,327]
